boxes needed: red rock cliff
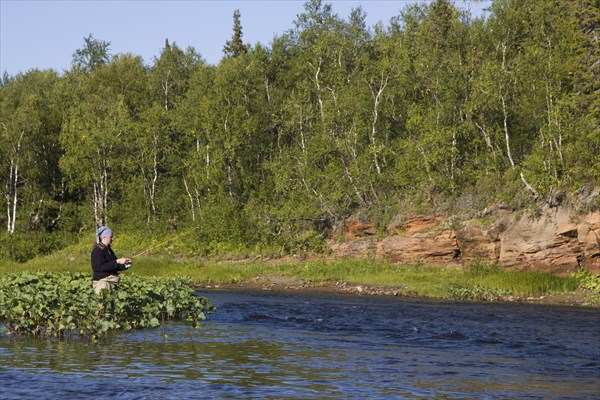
[330,207,600,275]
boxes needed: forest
[1,0,598,262]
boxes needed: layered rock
[376,230,459,264]
[498,207,582,273]
[330,206,600,275]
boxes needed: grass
[1,242,591,304]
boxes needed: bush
[0,231,77,263]
[573,268,600,304]
[447,285,513,301]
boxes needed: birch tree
[60,56,143,227]
[512,0,596,196]
[151,39,192,112]
[176,65,218,221]
[60,92,133,227]
[0,70,61,234]
[400,0,471,195]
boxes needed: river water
[1,290,599,399]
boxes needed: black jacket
[91,244,125,281]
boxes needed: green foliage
[0,0,597,261]
[466,261,502,275]
[0,231,77,263]
[72,34,111,72]
[0,256,588,306]
[460,261,579,298]
[223,9,249,58]
[573,268,600,304]
[574,268,600,292]
[0,271,215,339]
[0,234,38,263]
[447,285,513,302]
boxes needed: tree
[60,56,145,228]
[515,0,600,193]
[401,0,475,196]
[72,34,111,72]
[144,41,200,224]
[0,70,62,234]
[223,10,249,58]
[151,39,194,111]
[272,0,379,222]
[478,0,591,200]
[175,65,218,221]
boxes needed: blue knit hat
[96,226,113,243]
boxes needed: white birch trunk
[500,42,539,199]
[340,155,365,205]
[308,58,325,124]
[368,73,388,175]
[9,161,18,234]
[93,181,100,228]
[206,144,210,184]
[102,159,109,225]
[162,68,171,111]
[227,163,234,198]
[93,150,110,227]
[183,175,195,221]
[6,130,24,234]
[149,133,159,218]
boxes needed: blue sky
[1,0,490,76]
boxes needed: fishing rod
[131,226,198,259]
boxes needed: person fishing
[91,226,132,294]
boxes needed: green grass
[0,242,593,304]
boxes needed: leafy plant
[447,285,513,302]
[573,268,600,292]
[0,271,215,340]
[572,268,600,304]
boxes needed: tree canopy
[1,0,598,261]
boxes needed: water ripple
[1,290,599,399]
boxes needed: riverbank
[2,248,598,307]
[195,274,595,307]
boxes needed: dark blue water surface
[1,290,599,399]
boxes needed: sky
[1,0,490,76]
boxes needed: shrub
[573,268,600,304]
[447,285,513,302]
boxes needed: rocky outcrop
[387,215,444,236]
[496,207,588,273]
[330,206,600,275]
[579,211,600,272]
[376,230,459,264]
[342,219,376,239]
[331,216,461,266]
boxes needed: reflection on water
[1,290,599,399]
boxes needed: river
[1,289,599,399]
